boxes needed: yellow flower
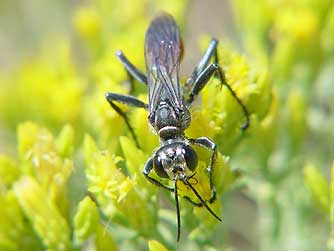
[73,6,101,41]
[148,240,170,251]
[14,177,71,251]
[74,196,99,243]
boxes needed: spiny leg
[185,39,250,130]
[105,92,147,148]
[142,158,174,192]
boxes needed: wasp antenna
[185,179,222,222]
[174,178,181,242]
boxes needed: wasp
[105,13,249,241]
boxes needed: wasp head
[153,142,198,180]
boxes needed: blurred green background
[0,0,333,251]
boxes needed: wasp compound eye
[183,145,198,171]
[153,156,169,178]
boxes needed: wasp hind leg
[185,39,250,130]
[115,50,147,92]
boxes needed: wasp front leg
[142,158,174,192]
[187,137,218,205]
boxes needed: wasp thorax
[154,104,179,129]
[150,101,191,134]
[153,142,198,179]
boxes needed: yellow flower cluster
[2,0,332,249]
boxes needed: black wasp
[106,13,249,241]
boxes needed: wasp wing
[144,13,184,113]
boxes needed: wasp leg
[186,137,218,206]
[143,158,174,192]
[116,50,147,90]
[187,62,250,130]
[183,189,217,206]
[105,92,147,148]
[185,38,218,90]
[185,39,250,130]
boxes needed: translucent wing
[144,13,184,114]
